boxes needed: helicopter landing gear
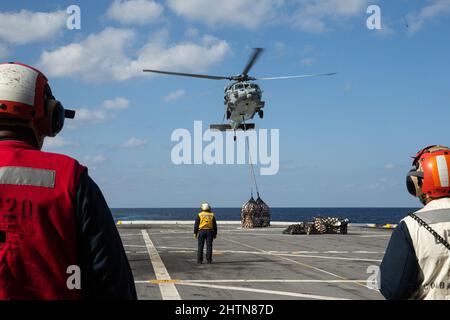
[258,110,264,119]
[226,110,231,120]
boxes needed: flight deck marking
[181,279,367,284]
[141,230,181,300]
[176,282,348,300]
[359,235,391,238]
[157,245,382,262]
[222,237,344,278]
[136,279,367,284]
[222,237,368,289]
[148,279,181,284]
[157,245,382,254]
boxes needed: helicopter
[143,48,336,133]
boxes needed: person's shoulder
[37,149,86,172]
[39,149,82,165]
[400,208,422,225]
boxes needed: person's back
[402,198,450,299]
[194,203,217,264]
[0,62,136,300]
[0,140,85,299]
[380,145,450,300]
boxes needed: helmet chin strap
[419,193,428,206]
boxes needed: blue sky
[1,0,449,207]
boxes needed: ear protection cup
[406,169,423,197]
[34,99,65,137]
[48,99,65,136]
[35,85,66,137]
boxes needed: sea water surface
[111,207,418,224]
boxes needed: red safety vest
[0,140,86,299]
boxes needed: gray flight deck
[118,221,392,300]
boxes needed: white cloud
[75,108,113,125]
[163,89,186,102]
[43,136,78,149]
[290,0,368,33]
[121,137,148,148]
[101,97,131,110]
[83,154,108,166]
[72,97,131,127]
[300,57,315,66]
[0,10,66,45]
[39,28,136,82]
[375,23,395,37]
[38,28,230,83]
[406,0,450,33]
[107,0,164,25]
[384,163,396,170]
[167,0,281,29]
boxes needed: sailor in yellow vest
[194,203,218,264]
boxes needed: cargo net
[241,195,270,229]
[240,121,270,229]
[283,217,349,235]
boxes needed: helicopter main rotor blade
[143,69,231,80]
[256,72,337,80]
[242,48,264,76]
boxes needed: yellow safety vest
[198,211,214,230]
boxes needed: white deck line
[176,282,348,300]
[222,237,347,280]
[135,279,367,284]
[119,220,395,228]
[141,230,181,300]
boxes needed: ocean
[111,207,419,224]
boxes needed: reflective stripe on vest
[0,166,55,188]
[403,208,450,300]
[198,211,214,230]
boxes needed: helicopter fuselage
[224,81,265,129]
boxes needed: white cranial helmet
[201,202,211,211]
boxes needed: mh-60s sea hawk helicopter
[143,48,336,133]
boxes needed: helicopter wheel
[258,110,264,119]
[226,110,231,120]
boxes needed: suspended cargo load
[241,196,259,229]
[241,194,271,229]
[256,195,270,227]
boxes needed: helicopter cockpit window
[235,84,244,90]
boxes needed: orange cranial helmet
[0,62,75,149]
[407,145,450,204]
